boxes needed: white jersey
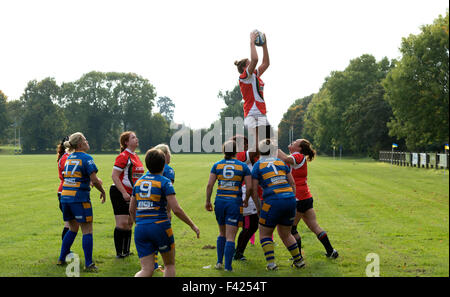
[241,151,258,216]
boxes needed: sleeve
[290,153,305,167]
[113,153,127,171]
[163,180,176,196]
[285,164,291,174]
[132,181,138,197]
[85,155,98,176]
[243,163,251,176]
[210,163,217,175]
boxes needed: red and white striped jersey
[239,68,267,117]
[113,148,145,194]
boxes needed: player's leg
[259,224,277,270]
[58,218,79,265]
[277,224,304,268]
[291,204,303,254]
[216,224,226,268]
[300,206,338,258]
[160,248,176,277]
[135,254,155,277]
[110,185,133,258]
[79,221,95,270]
[224,224,239,271]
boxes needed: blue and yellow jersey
[163,164,175,183]
[61,151,98,203]
[210,158,251,204]
[252,157,295,200]
[132,173,175,225]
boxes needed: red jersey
[236,151,263,200]
[57,152,69,193]
[239,68,267,117]
[289,152,312,200]
[113,149,145,194]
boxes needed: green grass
[0,154,448,277]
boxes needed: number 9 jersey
[132,173,175,225]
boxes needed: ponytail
[299,139,316,161]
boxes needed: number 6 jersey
[210,159,251,204]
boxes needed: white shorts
[244,114,270,129]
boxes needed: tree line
[1,12,448,156]
[278,11,449,157]
[0,72,175,153]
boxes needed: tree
[216,85,244,142]
[302,54,396,155]
[0,91,8,143]
[20,78,66,152]
[383,11,449,150]
[157,96,175,122]
[277,94,313,151]
[58,71,156,152]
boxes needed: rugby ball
[254,30,265,46]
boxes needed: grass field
[0,153,448,277]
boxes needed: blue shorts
[214,199,243,227]
[61,202,93,223]
[259,197,296,228]
[134,221,174,258]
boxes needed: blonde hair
[64,132,85,152]
[153,144,171,157]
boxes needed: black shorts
[110,185,130,216]
[296,197,314,213]
[58,193,62,212]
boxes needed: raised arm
[248,31,259,75]
[277,149,294,166]
[258,33,270,76]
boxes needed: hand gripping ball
[254,30,265,46]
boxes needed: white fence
[379,151,449,169]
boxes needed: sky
[1,0,448,130]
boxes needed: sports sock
[216,236,226,264]
[260,237,275,264]
[287,243,302,262]
[114,227,127,256]
[59,230,77,262]
[317,231,334,255]
[124,229,132,255]
[82,233,93,267]
[62,227,69,241]
[224,241,235,271]
[154,252,159,269]
[291,225,302,254]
